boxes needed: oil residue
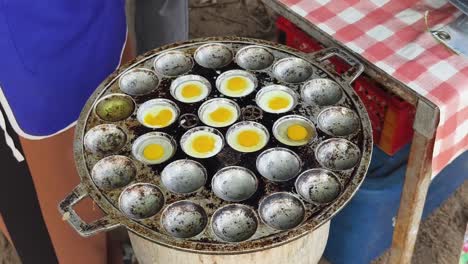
[80,40,369,251]
[124,59,362,209]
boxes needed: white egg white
[174,80,210,103]
[132,135,175,164]
[257,90,294,114]
[137,101,178,129]
[218,75,255,97]
[181,131,223,158]
[274,119,314,147]
[227,125,268,153]
[201,102,238,127]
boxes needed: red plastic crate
[379,96,415,155]
[277,17,323,52]
[353,77,388,141]
[276,16,415,155]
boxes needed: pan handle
[309,47,364,84]
[58,184,120,237]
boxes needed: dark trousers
[0,105,58,264]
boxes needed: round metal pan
[59,37,372,254]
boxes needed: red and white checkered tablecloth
[280,0,468,178]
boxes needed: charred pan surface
[68,37,372,254]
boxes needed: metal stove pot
[59,37,372,254]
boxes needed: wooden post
[129,221,330,264]
[389,100,439,264]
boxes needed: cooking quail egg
[198,98,240,127]
[273,115,316,146]
[216,70,257,97]
[170,75,211,103]
[256,85,298,114]
[132,132,176,164]
[226,121,269,153]
[181,127,224,158]
[137,99,179,129]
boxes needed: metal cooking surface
[63,37,372,254]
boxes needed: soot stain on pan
[78,38,372,253]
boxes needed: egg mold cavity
[62,37,372,254]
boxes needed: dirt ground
[1,1,466,263]
[372,180,468,264]
[188,0,276,40]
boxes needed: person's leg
[0,27,137,264]
[0,215,10,242]
[0,106,58,264]
[18,128,108,264]
[134,0,189,54]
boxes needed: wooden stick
[389,100,439,264]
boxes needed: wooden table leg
[389,101,439,264]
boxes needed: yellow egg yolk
[144,109,173,127]
[237,130,261,147]
[143,144,165,160]
[209,107,232,123]
[287,124,309,141]
[268,96,290,110]
[192,135,216,153]
[226,77,248,92]
[181,83,202,99]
